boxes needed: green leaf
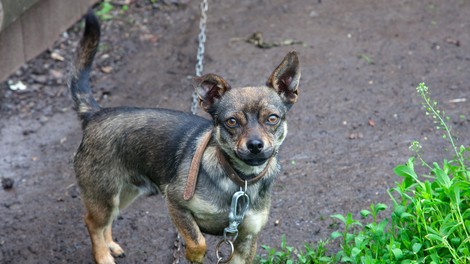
[331,214,347,224]
[391,248,403,259]
[331,231,343,240]
[412,243,422,253]
[394,164,418,180]
[360,210,371,218]
[426,234,443,242]
[351,247,361,257]
[433,163,451,190]
[375,203,388,211]
[450,237,461,246]
[400,212,415,219]
[394,160,419,188]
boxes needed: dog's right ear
[266,51,300,107]
[193,74,231,112]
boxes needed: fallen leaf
[101,66,113,73]
[368,119,375,127]
[51,52,65,61]
[140,34,158,43]
[445,37,460,47]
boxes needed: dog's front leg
[230,209,269,263]
[167,200,206,263]
[230,233,259,264]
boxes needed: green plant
[358,54,374,64]
[257,83,469,263]
[257,235,333,264]
[96,1,114,20]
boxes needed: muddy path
[1,0,469,263]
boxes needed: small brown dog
[69,12,300,264]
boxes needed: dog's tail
[69,11,101,124]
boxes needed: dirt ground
[1,0,469,263]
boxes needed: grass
[257,83,469,263]
[95,0,130,21]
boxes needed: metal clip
[216,181,250,262]
[223,187,249,241]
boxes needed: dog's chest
[187,193,268,236]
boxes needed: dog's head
[194,52,300,168]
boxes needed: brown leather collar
[183,130,274,201]
[183,130,212,201]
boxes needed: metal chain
[172,233,182,264]
[173,1,209,263]
[191,0,209,115]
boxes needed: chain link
[174,2,208,262]
[191,0,209,115]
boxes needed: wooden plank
[0,0,42,31]
[0,0,99,82]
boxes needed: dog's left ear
[266,51,301,106]
[193,74,232,112]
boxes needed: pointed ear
[193,74,231,112]
[266,51,301,106]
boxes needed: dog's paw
[108,241,126,258]
[185,246,206,264]
[95,252,115,264]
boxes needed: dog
[69,12,300,264]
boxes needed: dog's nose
[247,139,264,154]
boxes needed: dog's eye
[266,114,280,125]
[225,118,238,128]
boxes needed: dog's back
[70,12,211,190]
[75,107,211,191]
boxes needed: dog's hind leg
[83,196,120,264]
[104,184,141,257]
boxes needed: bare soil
[1,0,469,263]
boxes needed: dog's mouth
[236,151,273,166]
[242,158,269,166]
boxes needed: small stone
[8,80,27,91]
[101,66,113,73]
[50,69,63,79]
[101,54,110,60]
[1,177,14,190]
[349,132,364,140]
[31,74,48,84]
[39,116,49,125]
